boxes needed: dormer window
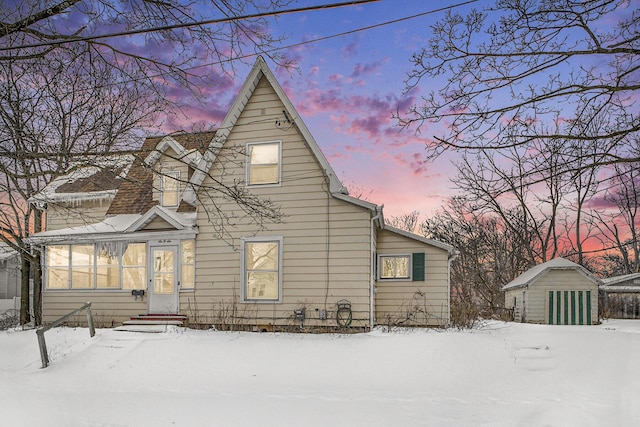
[247,141,281,186]
[161,171,180,207]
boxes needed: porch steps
[114,314,187,333]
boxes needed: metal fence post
[36,329,49,369]
[86,302,95,337]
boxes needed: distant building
[600,273,640,319]
[0,243,21,300]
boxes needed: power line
[0,1,480,96]
[0,0,382,52]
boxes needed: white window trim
[378,254,412,281]
[161,170,180,207]
[179,239,196,290]
[44,242,148,291]
[246,141,282,187]
[240,236,283,303]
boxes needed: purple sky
[163,0,474,218]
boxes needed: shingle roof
[106,131,214,215]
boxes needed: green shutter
[586,291,592,325]
[548,291,554,324]
[412,253,425,281]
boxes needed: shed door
[547,290,592,325]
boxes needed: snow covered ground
[1,320,638,427]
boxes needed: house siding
[375,229,450,326]
[189,77,373,329]
[46,200,112,231]
[42,291,146,326]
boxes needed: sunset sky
[167,0,478,219]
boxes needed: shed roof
[502,257,601,291]
[600,272,640,293]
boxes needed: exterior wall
[375,229,450,326]
[0,256,21,299]
[507,270,598,325]
[46,200,112,231]
[42,291,147,326]
[504,288,525,322]
[190,77,373,330]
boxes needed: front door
[148,246,179,314]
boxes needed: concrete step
[122,319,184,326]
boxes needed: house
[600,273,640,319]
[27,57,456,331]
[0,243,21,300]
[502,258,600,325]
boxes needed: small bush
[450,299,481,329]
[0,309,19,331]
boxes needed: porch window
[71,245,94,289]
[379,254,411,280]
[46,246,70,289]
[122,243,146,290]
[181,240,195,289]
[247,142,280,186]
[242,237,282,301]
[96,248,120,289]
[161,171,180,207]
[45,242,147,290]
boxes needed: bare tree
[387,210,419,233]
[591,153,640,274]
[419,197,529,316]
[399,0,639,172]
[0,0,292,324]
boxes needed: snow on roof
[27,210,197,245]
[502,257,601,291]
[29,154,134,205]
[601,272,640,286]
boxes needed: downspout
[370,206,382,330]
[447,251,458,326]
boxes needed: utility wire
[0,0,382,52]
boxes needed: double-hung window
[247,142,281,186]
[180,240,195,289]
[242,237,282,301]
[161,171,180,207]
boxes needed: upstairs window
[247,142,280,186]
[161,171,180,207]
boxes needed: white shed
[503,258,600,325]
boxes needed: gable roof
[183,56,347,205]
[502,257,601,291]
[107,131,214,215]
